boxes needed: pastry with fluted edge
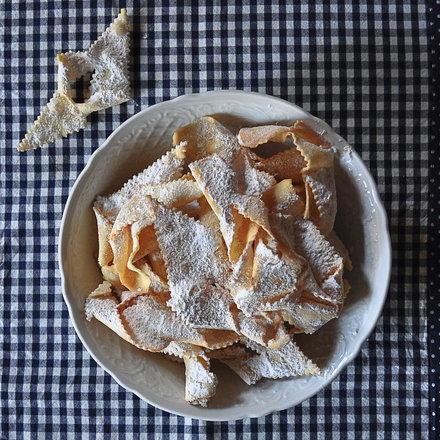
[85,117,351,406]
[18,9,131,151]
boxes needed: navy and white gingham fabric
[428,2,440,438]
[0,1,434,438]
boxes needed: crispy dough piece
[153,200,289,346]
[293,134,336,235]
[132,223,159,262]
[101,265,124,291]
[256,149,306,183]
[137,177,203,209]
[238,125,292,148]
[160,341,218,406]
[108,197,157,294]
[72,8,131,113]
[270,213,343,299]
[121,292,240,351]
[279,273,339,334]
[282,298,339,334]
[134,258,169,293]
[85,281,134,343]
[18,92,88,152]
[262,179,304,217]
[177,199,201,218]
[94,206,114,267]
[230,233,306,316]
[153,199,230,289]
[184,351,218,407]
[237,311,290,349]
[290,218,343,303]
[197,196,220,229]
[173,116,238,161]
[168,282,238,330]
[238,121,336,234]
[237,124,306,183]
[110,191,159,239]
[269,213,344,333]
[229,220,258,293]
[93,147,185,266]
[326,230,353,271]
[107,194,159,293]
[147,250,168,283]
[86,284,240,351]
[291,120,331,148]
[95,146,185,225]
[190,145,275,263]
[18,9,130,151]
[238,121,329,150]
[110,225,152,293]
[152,199,235,329]
[220,339,320,385]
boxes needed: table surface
[1,1,437,439]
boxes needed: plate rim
[58,89,392,421]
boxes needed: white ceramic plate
[59,90,391,421]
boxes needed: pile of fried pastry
[86,116,351,407]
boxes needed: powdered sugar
[184,352,218,407]
[232,237,304,316]
[173,116,238,161]
[18,9,131,151]
[189,145,275,260]
[18,92,88,151]
[294,135,337,235]
[256,148,305,183]
[94,145,185,235]
[121,294,199,351]
[237,125,292,149]
[137,178,202,208]
[220,339,319,385]
[85,117,352,406]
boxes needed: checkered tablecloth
[1,1,436,438]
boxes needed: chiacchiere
[86,117,351,406]
[18,9,131,151]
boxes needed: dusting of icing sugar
[161,341,202,358]
[18,92,88,151]
[173,116,238,161]
[73,8,130,110]
[166,281,237,330]
[256,148,305,183]
[294,135,337,235]
[153,202,237,330]
[291,218,343,287]
[281,298,339,334]
[137,178,202,208]
[184,352,218,407]
[95,146,185,223]
[133,258,168,293]
[121,294,206,351]
[111,195,155,237]
[232,238,303,316]
[85,281,132,341]
[220,339,319,385]
[18,9,130,151]
[189,145,275,255]
[154,202,230,288]
[303,169,337,235]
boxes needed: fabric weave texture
[0,1,432,438]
